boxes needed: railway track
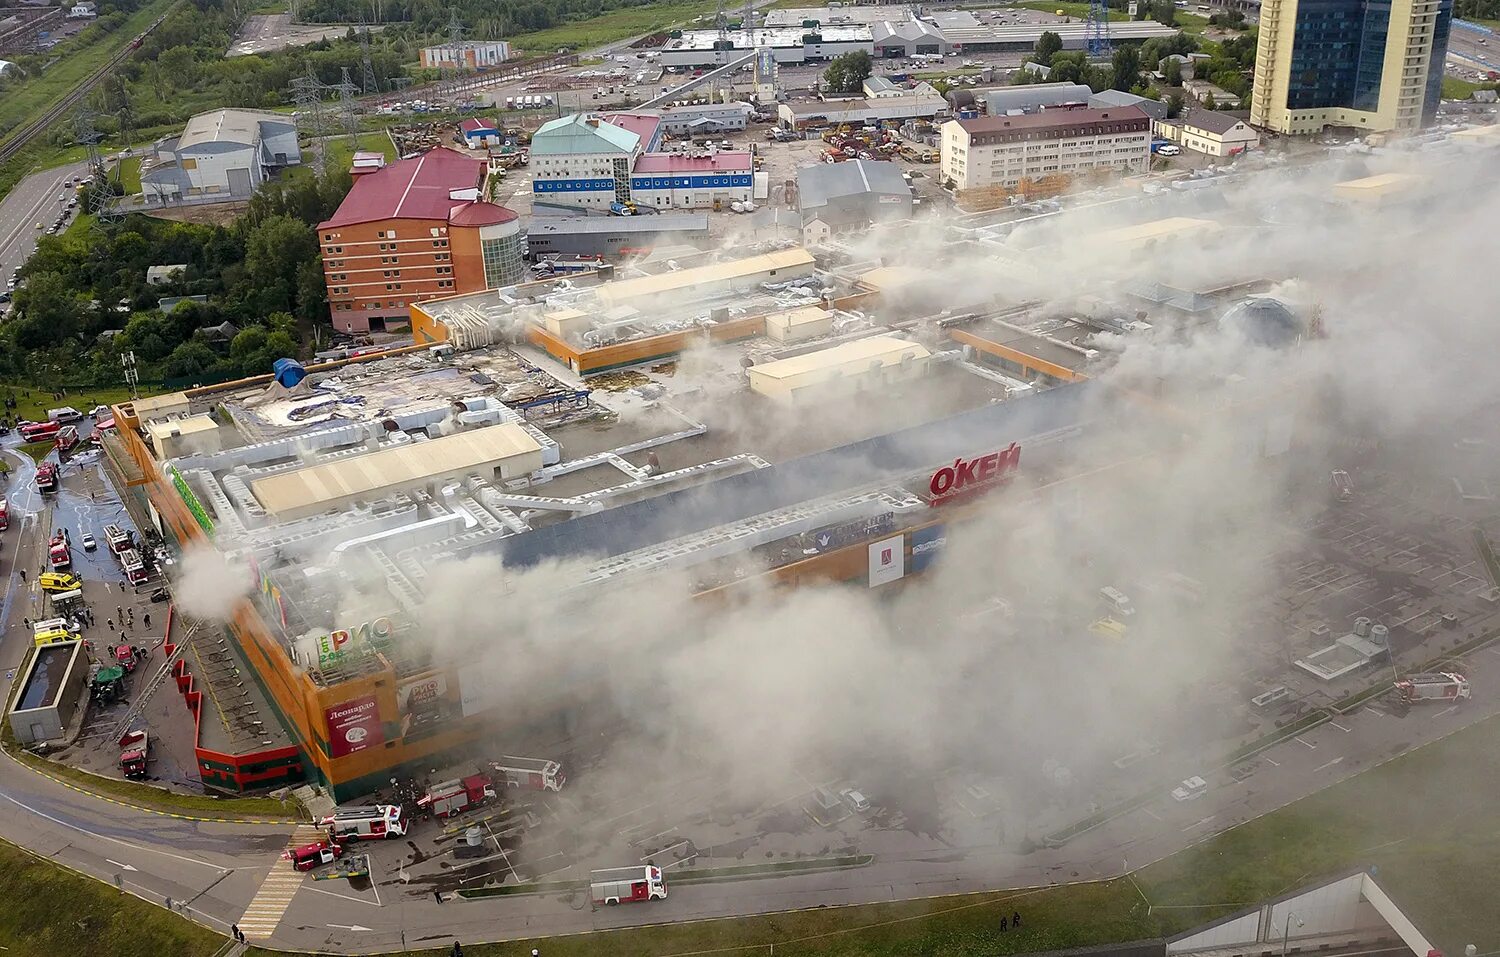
[0,4,178,168]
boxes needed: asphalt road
[0,160,86,292]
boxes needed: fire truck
[119,548,148,585]
[103,524,131,555]
[590,865,667,905]
[19,420,60,442]
[418,774,498,819]
[49,530,71,570]
[320,804,408,841]
[284,839,344,871]
[119,731,150,779]
[488,756,566,792]
[1394,673,1470,705]
[0,497,8,531]
[55,425,79,452]
[35,461,58,494]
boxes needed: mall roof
[593,248,815,305]
[250,422,542,519]
[1094,216,1220,246]
[633,151,753,173]
[526,213,708,236]
[319,149,486,228]
[666,26,871,49]
[748,335,930,386]
[1331,172,1427,200]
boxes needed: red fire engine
[320,804,408,841]
[590,865,667,905]
[49,530,71,570]
[284,839,344,871]
[119,731,149,779]
[0,497,8,531]
[35,462,58,494]
[418,774,497,819]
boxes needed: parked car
[81,533,97,552]
[839,788,870,812]
[1170,776,1208,801]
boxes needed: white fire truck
[1394,672,1470,705]
[320,804,408,841]
[488,756,566,792]
[590,865,667,905]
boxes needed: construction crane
[1086,0,1112,57]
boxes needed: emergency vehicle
[590,865,667,905]
[119,548,148,585]
[0,497,8,530]
[49,530,71,570]
[320,804,408,841]
[103,524,131,554]
[119,731,149,779]
[418,774,497,819]
[38,571,82,593]
[284,839,344,871]
[488,756,566,792]
[55,425,79,452]
[35,461,58,493]
[1394,672,1470,704]
[33,618,80,646]
[20,420,60,442]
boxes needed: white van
[1100,586,1136,617]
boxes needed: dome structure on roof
[1218,297,1304,349]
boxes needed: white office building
[140,109,301,203]
[940,107,1151,191]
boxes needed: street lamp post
[1281,911,1304,957]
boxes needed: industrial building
[657,26,873,67]
[779,94,950,129]
[973,82,1092,115]
[797,159,913,243]
[1088,89,1168,122]
[927,9,1177,51]
[1153,109,1260,157]
[655,102,754,135]
[8,640,88,746]
[1250,0,1454,134]
[140,109,301,203]
[317,148,523,334]
[760,4,1177,53]
[459,117,500,148]
[940,107,1152,192]
[870,18,949,58]
[525,214,711,259]
[419,40,510,70]
[530,112,754,212]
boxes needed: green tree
[1166,92,1185,118]
[1203,91,1217,110]
[822,50,873,95]
[1164,58,1183,86]
[1111,44,1141,91]
[11,272,86,349]
[1034,30,1063,68]
[244,214,318,314]
[161,340,218,379]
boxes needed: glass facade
[481,231,524,287]
[1423,0,1454,125]
[1286,0,1390,111]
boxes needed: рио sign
[928,443,1021,506]
[316,616,395,666]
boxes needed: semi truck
[590,865,667,905]
[35,461,58,493]
[320,804,408,841]
[488,756,566,792]
[49,530,70,570]
[418,774,498,819]
[119,731,149,779]
[1394,672,1470,705]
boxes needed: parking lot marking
[1294,736,1317,749]
[1329,721,1351,732]
[662,853,699,869]
[1140,808,1161,821]
[1434,705,1460,718]
[1312,757,1345,773]
[485,821,520,884]
[1363,707,1386,718]
[1181,816,1214,832]
[1264,757,1281,767]
[643,839,691,863]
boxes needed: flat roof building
[797,159,913,239]
[747,334,933,402]
[594,248,815,306]
[525,214,711,259]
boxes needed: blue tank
[272,358,306,388]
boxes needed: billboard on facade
[459,673,496,718]
[868,535,905,587]
[909,524,948,574]
[325,695,384,758]
[397,673,459,741]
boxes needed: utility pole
[336,67,361,146]
[1086,0,1112,57]
[121,351,140,401]
[359,25,380,95]
[290,65,330,172]
[74,105,112,225]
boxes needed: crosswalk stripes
[237,824,323,941]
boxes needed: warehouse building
[658,26,873,67]
[747,335,932,403]
[871,18,949,57]
[972,82,1092,115]
[779,94,949,129]
[525,214,711,259]
[420,40,510,70]
[797,158,913,243]
[656,102,755,135]
[141,109,301,203]
[1089,89,1168,122]
[940,107,1151,191]
[317,148,523,333]
[629,151,754,209]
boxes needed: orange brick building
[319,148,524,334]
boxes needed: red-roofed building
[318,149,523,333]
[599,112,663,152]
[629,150,754,209]
[459,117,499,148]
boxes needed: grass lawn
[0,384,162,424]
[509,0,724,51]
[0,839,223,957]
[118,156,143,194]
[0,0,180,148]
[1442,76,1499,99]
[16,441,55,464]
[324,130,397,172]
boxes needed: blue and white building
[530,112,754,212]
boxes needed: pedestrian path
[238,824,322,940]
